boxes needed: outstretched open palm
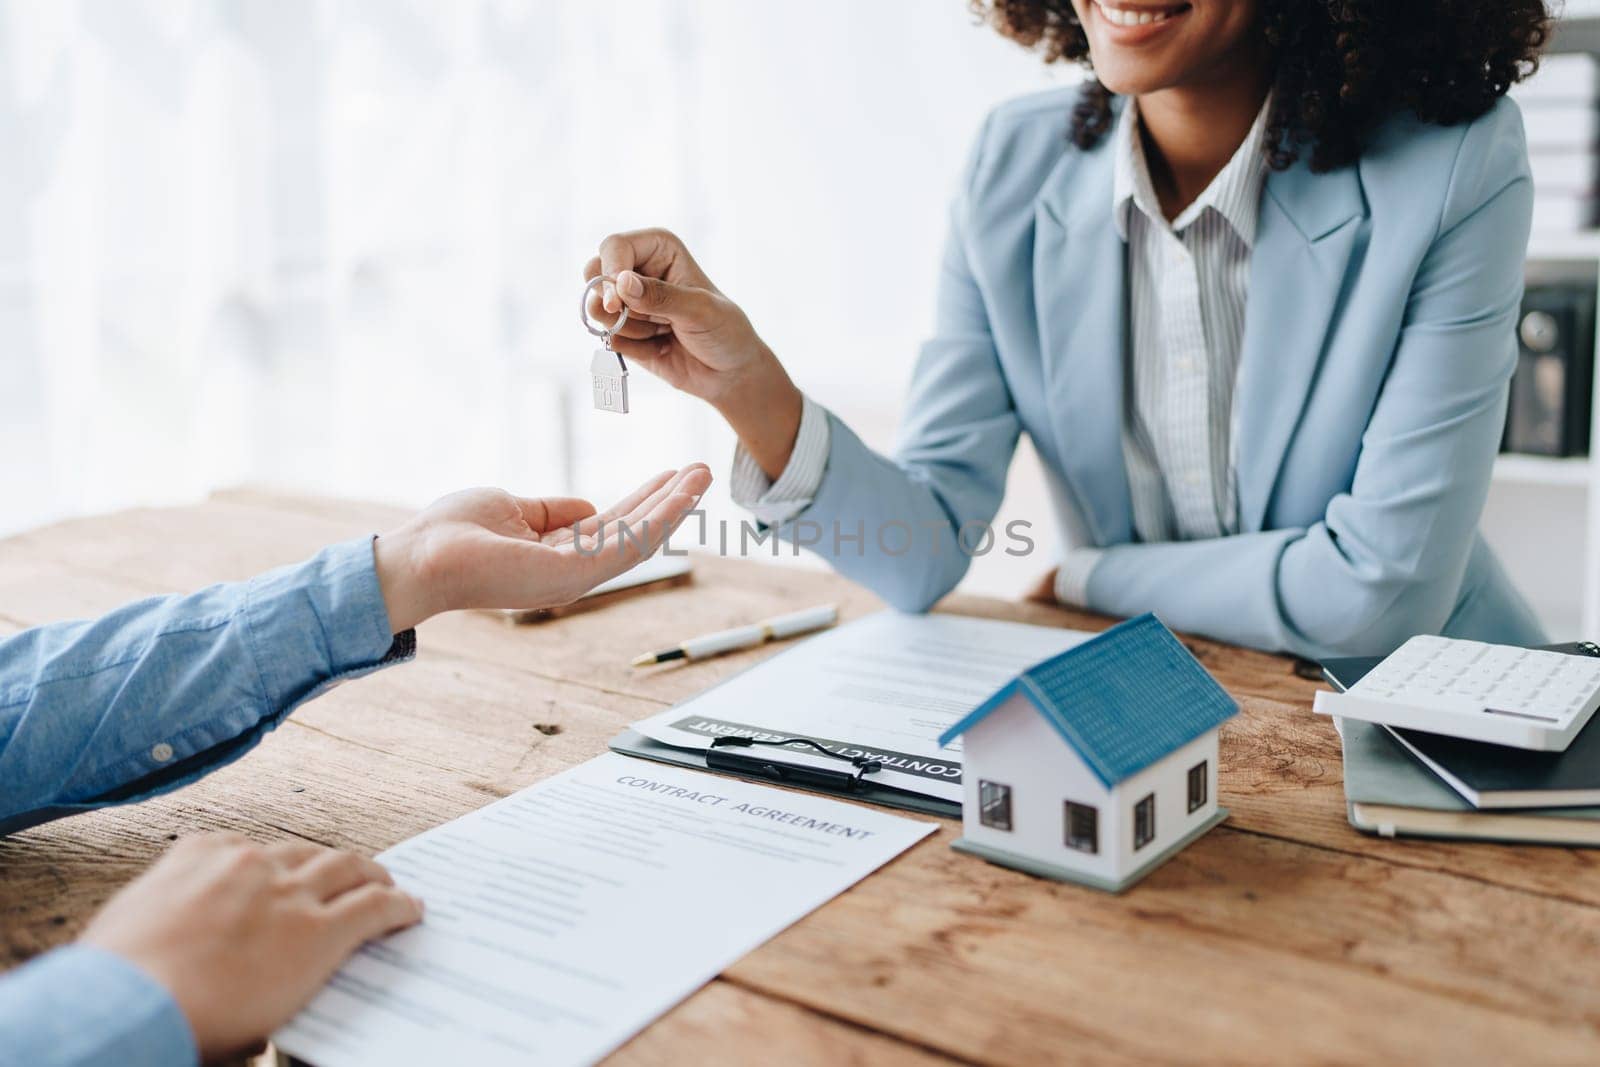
[375,465,711,631]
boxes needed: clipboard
[608,729,962,819]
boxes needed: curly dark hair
[972,0,1551,172]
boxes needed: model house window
[979,781,1013,831]
[1063,801,1099,854]
[1133,793,1156,850]
[1187,760,1208,813]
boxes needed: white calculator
[1313,635,1600,751]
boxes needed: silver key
[591,348,630,414]
[581,273,633,415]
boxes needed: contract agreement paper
[632,612,1091,802]
[273,752,935,1067]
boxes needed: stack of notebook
[1324,643,1600,846]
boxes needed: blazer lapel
[1233,161,1365,532]
[1035,147,1135,548]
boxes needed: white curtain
[0,0,1070,590]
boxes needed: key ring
[581,274,630,348]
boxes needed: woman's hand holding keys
[584,229,804,481]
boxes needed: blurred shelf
[1549,14,1600,55]
[1527,231,1600,262]
[1492,453,1591,487]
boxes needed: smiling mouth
[1092,0,1192,27]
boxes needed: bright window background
[0,0,1074,595]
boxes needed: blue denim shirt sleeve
[0,536,416,1067]
[0,536,414,835]
[0,945,198,1067]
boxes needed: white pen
[630,604,839,667]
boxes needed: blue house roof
[937,613,1238,788]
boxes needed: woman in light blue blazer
[587,0,1553,659]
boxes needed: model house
[938,613,1239,893]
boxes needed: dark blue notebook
[1324,642,1600,810]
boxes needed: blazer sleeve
[771,116,1023,612]
[1081,109,1533,659]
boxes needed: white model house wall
[960,693,1219,881]
[1102,730,1218,878]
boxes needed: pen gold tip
[629,653,656,668]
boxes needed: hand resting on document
[80,833,424,1064]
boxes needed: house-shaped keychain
[938,613,1238,893]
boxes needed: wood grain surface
[2,489,1597,1065]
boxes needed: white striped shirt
[1054,95,1268,602]
[733,96,1271,605]
[730,396,830,526]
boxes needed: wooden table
[4,490,1599,1065]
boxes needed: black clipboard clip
[705,736,881,793]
